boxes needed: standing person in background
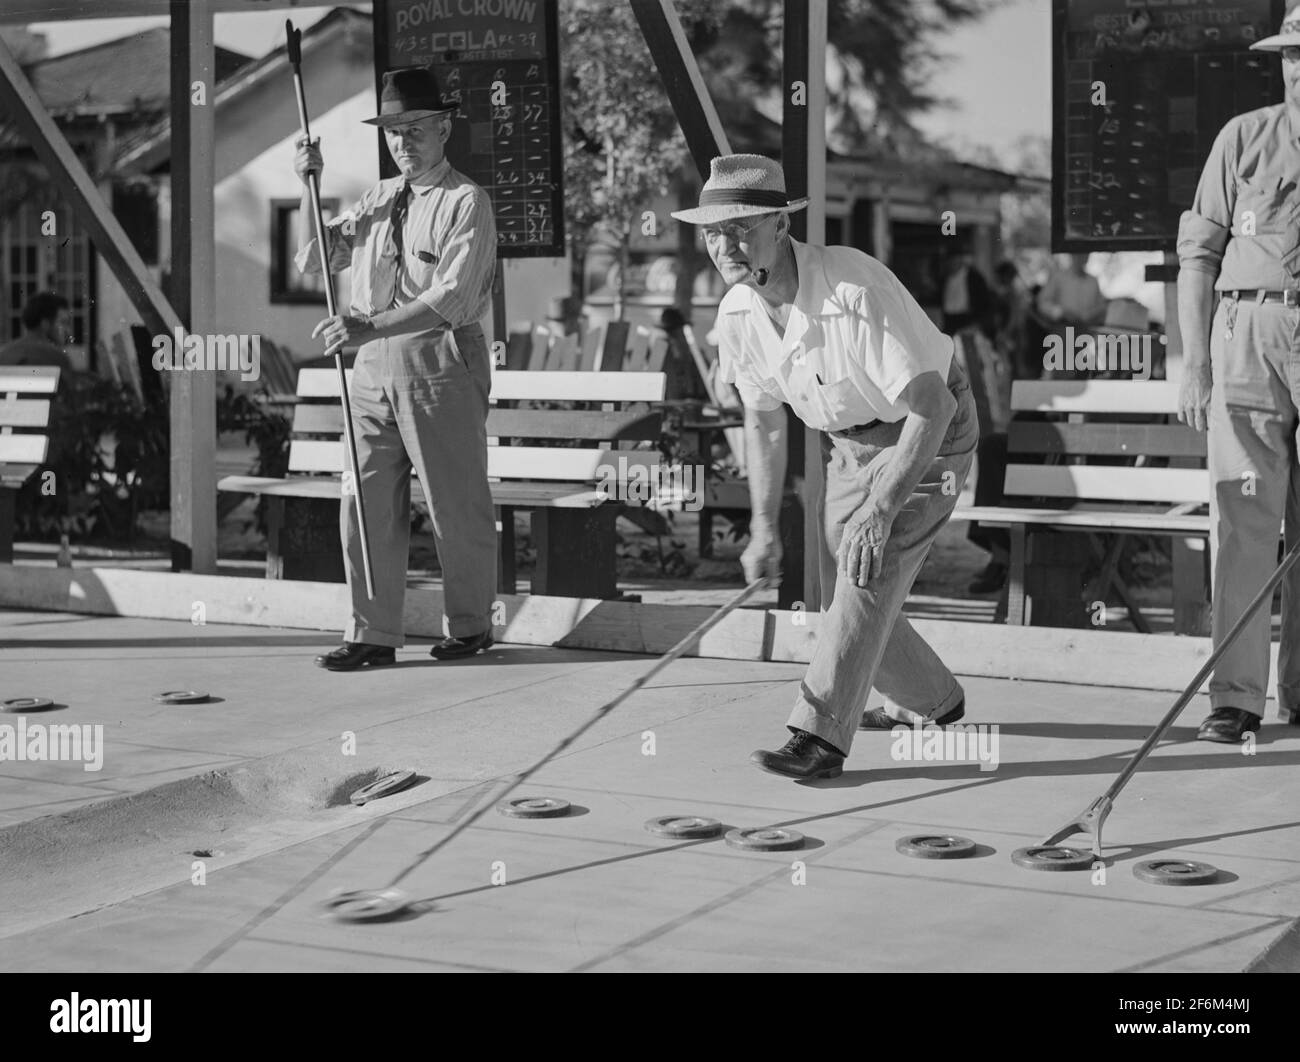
[940,249,995,339]
[963,259,1027,596]
[1175,10,1300,741]
[993,260,1033,380]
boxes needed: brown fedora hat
[364,66,458,127]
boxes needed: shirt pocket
[404,246,439,291]
[1234,177,1294,237]
[805,375,861,427]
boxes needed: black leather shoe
[315,642,396,671]
[1196,708,1261,744]
[860,698,965,730]
[969,562,1008,594]
[750,729,845,779]
[429,630,494,660]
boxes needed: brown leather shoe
[315,642,396,671]
[750,730,845,779]
[1195,708,1261,744]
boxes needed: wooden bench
[217,367,668,598]
[0,367,60,562]
[953,379,1212,633]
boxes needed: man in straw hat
[294,66,499,670]
[674,154,980,778]
[1176,7,1300,740]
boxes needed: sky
[914,0,1051,162]
[27,0,1049,164]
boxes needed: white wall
[213,90,375,363]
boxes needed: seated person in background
[0,292,75,374]
[1035,253,1107,331]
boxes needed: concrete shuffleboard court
[1,608,1297,973]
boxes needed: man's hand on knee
[839,503,895,588]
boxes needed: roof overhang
[0,0,371,23]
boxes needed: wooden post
[491,260,507,355]
[629,0,732,179]
[782,0,828,612]
[168,0,218,574]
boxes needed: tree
[559,0,1010,318]
[560,0,720,320]
[689,0,1009,157]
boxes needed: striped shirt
[295,157,496,329]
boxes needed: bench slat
[0,463,40,488]
[1011,380,1179,413]
[295,367,667,402]
[495,370,667,402]
[0,398,51,428]
[1004,463,1210,504]
[291,403,661,441]
[288,439,663,481]
[953,505,1210,533]
[1008,421,1206,458]
[0,367,60,394]
[217,474,609,509]
[0,435,49,463]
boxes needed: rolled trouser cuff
[343,621,403,649]
[881,681,965,726]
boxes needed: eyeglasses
[701,217,770,244]
[1285,46,1300,62]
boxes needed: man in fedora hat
[674,154,980,779]
[1177,7,1300,739]
[293,66,499,670]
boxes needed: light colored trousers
[1207,296,1300,718]
[341,324,497,647]
[788,363,979,754]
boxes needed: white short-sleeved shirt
[714,240,954,430]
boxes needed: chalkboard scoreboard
[372,0,565,258]
[1052,0,1284,252]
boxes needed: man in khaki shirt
[1176,12,1300,740]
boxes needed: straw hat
[1251,11,1300,51]
[671,154,809,225]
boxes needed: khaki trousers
[1207,296,1300,718]
[341,323,497,646]
[787,363,979,754]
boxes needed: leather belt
[830,420,882,437]
[1227,289,1300,306]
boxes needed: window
[0,200,93,359]
[269,198,340,304]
